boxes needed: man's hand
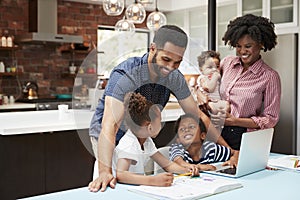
[88,172,117,192]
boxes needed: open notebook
[128,175,242,200]
[204,128,274,178]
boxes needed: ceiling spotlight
[103,0,124,16]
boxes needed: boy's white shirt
[112,129,158,176]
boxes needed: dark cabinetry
[0,133,45,199]
[0,130,95,200]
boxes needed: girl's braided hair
[222,14,277,52]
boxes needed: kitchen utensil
[23,81,38,99]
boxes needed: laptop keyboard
[219,167,237,175]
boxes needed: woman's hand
[224,113,236,126]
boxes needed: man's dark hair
[153,25,188,49]
[222,14,277,52]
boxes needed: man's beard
[151,52,171,78]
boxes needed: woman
[203,14,281,150]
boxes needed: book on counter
[268,155,300,172]
[127,175,243,200]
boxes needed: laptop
[203,128,274,178]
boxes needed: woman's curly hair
[124,92,159,132]
[222,14,277,52]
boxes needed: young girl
[170,113,239,171]
[113,92,198,187]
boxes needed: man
[88,25,230,192]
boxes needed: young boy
[113,93,198,186]
[170,113,238,171]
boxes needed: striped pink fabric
[220,55,281,130]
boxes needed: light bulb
[132,5,139,13]
[153,13,160,21]
[122,21,129,29]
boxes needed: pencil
[175,172,193,177]
[294,160,299,168]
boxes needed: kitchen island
[0,104,184,200]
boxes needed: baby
[196,50,230,129]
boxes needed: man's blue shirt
[89,53,191,142]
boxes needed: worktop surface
[0,102,36,110]
[0,104,183,136]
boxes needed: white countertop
[0,103,36,110]
[0,106,183,136]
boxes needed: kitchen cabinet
[237,0,298,34]
[0,133,45,200]
[0,130,95,200]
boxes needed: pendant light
[146,0,167,31]
[125,0,146,24]
[115,0,135,33]
[103,0,124,16]
[115,16,136,33]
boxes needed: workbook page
[128,175,242,200]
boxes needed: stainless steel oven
[36,101,88,110]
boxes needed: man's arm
[178,95,230,148]
[88,96,124,192]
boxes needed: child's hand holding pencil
[176,165,200,178]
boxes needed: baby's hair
[197,50,220,68]
[124,92,159,132]
[222,14,277,52]
[174,113,207,134]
